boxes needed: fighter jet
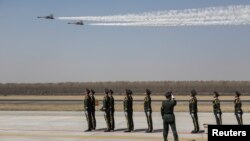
[68,20,84,25]
[37,14,54,19]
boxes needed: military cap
[105,88,109,94]
[165,91,172,97]
[214,91,220,97]
[235,91,241,97]
[86,88,90,94]
[146,89,151,95]
[191,89,197,96]
[110,89,114,94]
[90,89,95,94]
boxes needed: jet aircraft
[68,20,84,25]
[37,14,54,19]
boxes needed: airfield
[0,111,250,141]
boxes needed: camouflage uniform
[109,89,115,130]
[161,92,178,141]
[84,89,93,131]
[101,89,111,132]
[213,91,222,125]
[234,91,243,125]
[124,89,133,132]
[90,89,96,130]
[189,90,199,133]
[144,89,153,132]
[129,91,134,131]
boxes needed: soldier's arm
[103,98,107,110]
[124,98,128,112]
[161,102,164,118]
[148,97,151,111]
[189,98,194,112]
[93,97,95,106]
[212,100,216,105]
[100,97,106,111]
[234,99,238,104]
[125,100,129,111]
[173,99,177,106]
[84,97,88,110]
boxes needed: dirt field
[0,95,249,112]
[1,95,250,100]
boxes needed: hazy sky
[0,0,250,83]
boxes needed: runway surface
[0,111,249,141]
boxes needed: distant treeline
[0,81,250,95]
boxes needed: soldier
[213,91,222,125]
[83,88,93,132]
[161,91,178,141]
[100,88,111,132]
[189,89,200,133]
[144,89,153,133]
[109,89,115,131]
[124,89,133,132]
[128,89,134,131]
[90,89,96,130]
[234,91,243,125]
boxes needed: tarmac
[0,111,249,141]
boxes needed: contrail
[58,5,250,27]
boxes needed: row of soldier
[83,88,244,141]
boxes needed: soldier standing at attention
[90,89,96,130]
[189,89,200,133]
[83,88,93,132]
[124,89,133,132]
[128,89,134,131]
[234,91,243,125]
[109,89,115,131]
[213,91,222,125]
[144,89,153,133]
[100,88,111,132]
[161,91,178,141]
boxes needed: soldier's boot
[124,129,131,132]
[149,116,153,132]
[173,132,178,141]
[191,130,196,133]
[239,114,243,125]
[85,113,92,132]
[110,114,115,131]
[84,129,92,132]
[146,125,153,133]
[192,123,199,133]
[92,120,96,130]
[104,129,110,132]
[149,128,153,132]
[196,125,200,132]
[163,135,168,141]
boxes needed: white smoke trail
[58,5,250,26]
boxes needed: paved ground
[0,111,249,141]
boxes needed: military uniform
[213,91,222,125]
[84,89,93,131]
[109,90,115,130]
[234,91,243,125]
[101,92,111,132]
[189,90,199,133]
[161,92,178,141]
[144,89,153,132]
[90,90,96,130]
[124,89,133,132]
[129,92,134,131]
